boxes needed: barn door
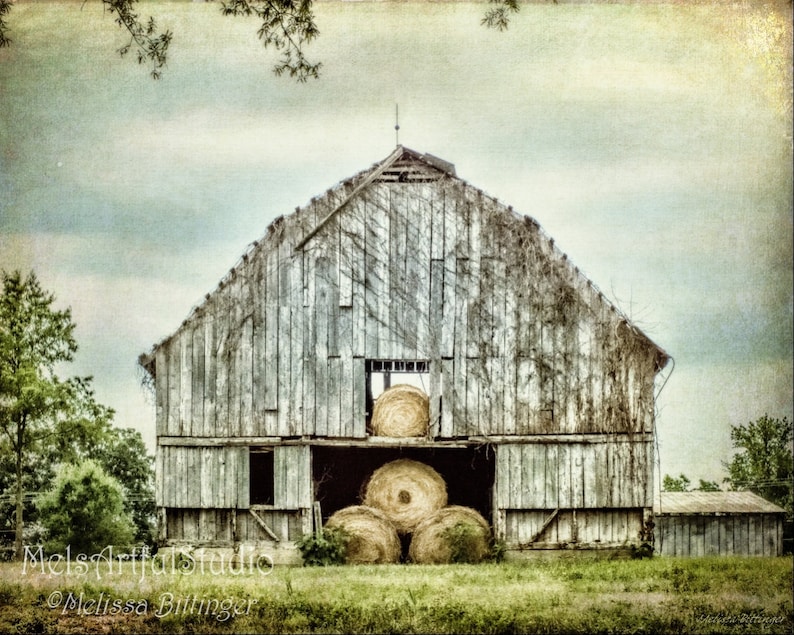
[273,445,312,509]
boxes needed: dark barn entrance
[311,445,495,526]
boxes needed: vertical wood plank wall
[156,444,311,510]
[149,156,665,547]
[655,514,783,556]
[495,441,653,510]
[494,441,652,548]
[153,179,662,440]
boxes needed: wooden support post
[571,509,579,543]
[313,501,323,538]
[157,508,167,545]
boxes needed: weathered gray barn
[655,491,786,557]
[139,146,670,560]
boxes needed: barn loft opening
[249,447,275,505]
[365,359,435,432]
[311,445,494,527]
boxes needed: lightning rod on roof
[395,104,400,147]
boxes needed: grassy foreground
[0,556,791,634]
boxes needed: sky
[0,1,791,485]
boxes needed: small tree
[696,479,721,492]
[662,473,691,492]
[96,428,155,545]
[0,271,77,560]
[37,459,135,555]
[663,474,721,493]
[724,414,793,517]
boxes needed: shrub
[296,527,349,566]
[630,542,655,559]
[36,459,135,554]
[442,521,488,564]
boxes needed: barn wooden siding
[149,149,664,442]
[156,445,311,509]
[656,514,783,556]
[155,444,312,545]
[494,439,652,547]
[143,147,668,549]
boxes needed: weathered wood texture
[494,440,653,511]
[156,445,311,510]
[503,509,643,548]
[151,152,664,440]
[655,513,783,557]
[164,509,306,545]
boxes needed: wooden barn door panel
[158,445,249,509]
[274,445,312,510]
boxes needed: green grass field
[1,556,791,634]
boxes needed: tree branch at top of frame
[0,0,12,48]
[221,0,321,83]
[0,0,526,81]
[481,0,521,32]
[103,0,172,80]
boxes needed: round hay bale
[324,505,401,564]
[371,384,429,437]
[363,459,447,534]
[408,506,492,564]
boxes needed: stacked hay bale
[320,388,492,565]
[363,458,447,534]
[324,505,401,564]
[371,384,429,437]
[362,458,493,564]
[408,505,492,564]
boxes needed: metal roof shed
[654,491,786,557]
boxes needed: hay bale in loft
[363,458,447,534]
[371,384,430,437]
[324,505,401,564]
[408,506,492,564]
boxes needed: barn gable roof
[139,145,670,373]
[655,491,786,515]
[295,146,455,250]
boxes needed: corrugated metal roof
[655,491,786,515]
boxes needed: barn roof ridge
[140,146,670,371]
[294,145,457,250]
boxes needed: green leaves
[0,271,76,377]
[662,473,722,493]
[662,473,691,492]
[0,271,78,450]
[481,0,521,32]
[0,0,11,48]
[296,526,349,565]
[36,459,136,554]
[222,0,321,82]
[724,414,793,517]
[104,0,172,79]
